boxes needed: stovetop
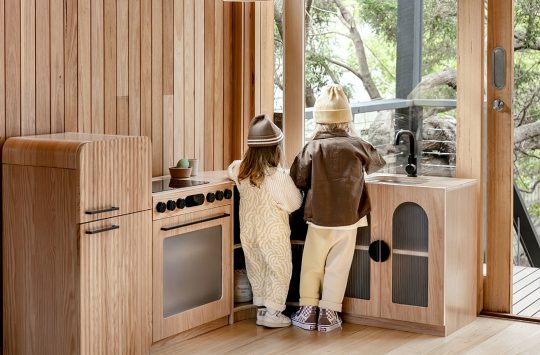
[152,178,210,194]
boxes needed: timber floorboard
[150,317,540,354]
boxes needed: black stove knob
[216,190,224,201]
[224,189,233,199]
[166,200,176,211]
[156,202,167,213]
[206,192,216,203]
[176,198,186,209]
[186,194,205,207]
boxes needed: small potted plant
[169,158,192,179]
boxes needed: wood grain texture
[0,0,239,175]
[64,0,78,132]
[21,0,36,136]
[50,0,64,134]
[456,0,485,314]
[153,205,233,342]
[91,0,105,134]
[223,2,233,166]
[485,0,514,313]
[5,0,21,138]
[80,211,152,354]
[129,0,141,136]
[36,0,51,135]
[152,0,163,175]
[104,0,117,134]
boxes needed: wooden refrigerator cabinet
[3,133,152,355]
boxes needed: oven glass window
[163,225,223,317]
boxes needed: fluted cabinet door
[379,185,445,326]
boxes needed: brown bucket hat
[247,114,284,147]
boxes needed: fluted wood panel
[0,0,234,176]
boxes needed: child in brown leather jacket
[290,84,386,332]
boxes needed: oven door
[153,205,232,342]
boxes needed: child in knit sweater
[228,114,302,328]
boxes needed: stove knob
[156,202,167,213]
[166,200,176,211]
[206,192,216,203]
[224,189,233,199]
[216,190,224,201]
[176,198,186,209]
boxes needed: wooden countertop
[366,173,477,190]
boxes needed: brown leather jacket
[290,130,386,227]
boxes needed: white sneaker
[256,307,267,326]
[262,309,291,328]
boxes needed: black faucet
[394,130,418,177]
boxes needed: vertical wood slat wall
[0,0,234,176]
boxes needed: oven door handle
[160,213,231,232]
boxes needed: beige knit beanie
[313,84,353,124]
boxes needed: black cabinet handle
[85,224,120,235]
[85,206,120,215]
[161,213,230,232]
[369,240,390,262]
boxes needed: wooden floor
[151,317,540,354]
[513,265,540,317]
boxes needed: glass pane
[302,0,457,177]
[162,226,223,318]
[274,0,284,128]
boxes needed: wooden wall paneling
[485,0,514,313]
[283,0,305,165]
[64,0,78,133]
[116,0,128,135]
[117,97,129,139]
[204,0,215,171]
[223,2,233,166]
[91,0,104,134]
[21,0,35,136]
[214,0,225,170]
[129,0,141,136]
[152,0,163,175]
[163,0,174,173]
[184,0,195,160]
[243,3,255,155]
[50,0,64,134]
[141,0,152,139]
[173,0,185,166]
[104,0,117,134]
[5,0,20,138]
[254,4,261,116]
[231,3,244,161]
[456,0,485,314]
[36,0,51,135]
[0,0,5,140]
[78,0,91,133]
[195,0,205,166]
[259,1,274,117]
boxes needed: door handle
[85,206,120,215]
[492,47,506,89]
[161,213,230,232]
[493,99,505,112]
[85,224,120,235]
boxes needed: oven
[152,180,233,342]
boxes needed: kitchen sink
[366,176,429,185]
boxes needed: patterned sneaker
[262,309,291,328]
[317,309,342,332]
[256,307,267,326]
[291,306,318,331]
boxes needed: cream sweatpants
[299,225,357,312]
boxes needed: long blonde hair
[238,144,284,187]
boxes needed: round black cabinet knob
[206,192,216,203]
[224,189,233,199]
[156,202,167,213]
[216,190,224,201]
[166,200,176,211]
[176,198,186,209]
[368,240,391,262]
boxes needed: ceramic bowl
[169,167,192,179]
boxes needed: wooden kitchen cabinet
[343,176,478,336]
[3,133,152,355]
